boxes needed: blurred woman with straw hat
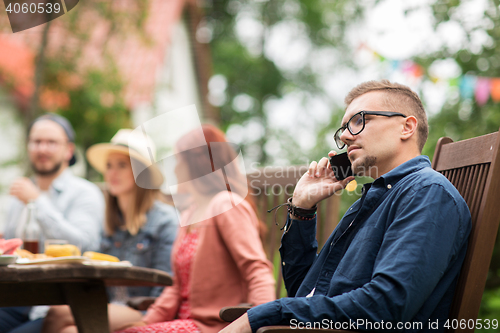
[43,129,178,333]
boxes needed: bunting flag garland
[460,75,476,100]
[358,43,500,105]
[455,75,500,105]
[475,77,490,106]
[490,78,500,102]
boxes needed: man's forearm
[279,216,317,297]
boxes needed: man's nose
[340,128,354,146]
[37,142,52,153]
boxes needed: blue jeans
[0,307,43,333]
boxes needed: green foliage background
[205,0,500,322]
[16,0,150,179]
[206,0,364,165]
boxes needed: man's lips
[347,146,360,156]
[34,155,51,162]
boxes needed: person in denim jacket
[100,200,178,300]
[42,129,178,333]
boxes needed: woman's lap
[115,319,200,333]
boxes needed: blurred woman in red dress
[116,124,275,333]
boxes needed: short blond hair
[345,80,428,152]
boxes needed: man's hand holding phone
[292,151,355,209]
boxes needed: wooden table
[0,263,172,333]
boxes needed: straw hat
[86,129,164,188]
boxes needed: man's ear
[401,116,418,141]
[65,142,76,163]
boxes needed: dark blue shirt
[248,156,471,332]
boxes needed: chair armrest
[126,296,157,311]
[257,326,359,333]
[219,304,253,322]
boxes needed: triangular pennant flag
[449,77,460,87]
[475,77,491,106]
[412,64,424,78]
[373,51,385,61]
[460,75,477,100]
[390,60,400,71]
[491,78,500,102]
[401,61,413,73]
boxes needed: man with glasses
[1,114,104,333]
[221,80,471,333]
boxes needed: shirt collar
[50,168,73,193]
[373,155,431,189]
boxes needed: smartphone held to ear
[329,152,353,180]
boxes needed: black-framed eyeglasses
[333,111,407,149]
[27,139,68,151]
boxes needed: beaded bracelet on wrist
[267,197,318,229]
[286,197,317,220]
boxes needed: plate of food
[14,246,83,265]
[14,256,87,265]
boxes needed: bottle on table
[22,201,40,254]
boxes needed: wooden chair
[430,130,500,332]
[222,129,500,333]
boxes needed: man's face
[340,91,404,178]
[28,120,73,176]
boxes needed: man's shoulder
[385,156,458,196]
[409,166,456,190]
[61,172,103,195]
[400,166,466,206]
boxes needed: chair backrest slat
[470,164,488,222]
[432,129,500,332]
[457,168,466,195]
[451,169,458,189]
[463,165,478,204]
[461,167,472,199]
